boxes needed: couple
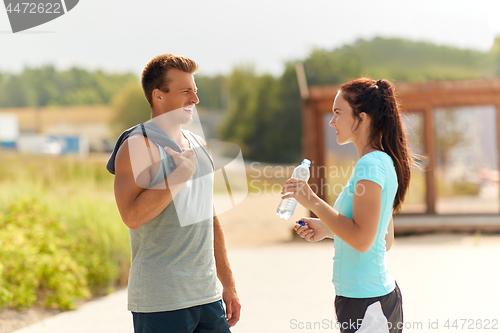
[108,53,411,333]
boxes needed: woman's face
[329,92,357,145]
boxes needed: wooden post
[295,62,310,100]
[296,62,320,218]
[315,106,325,201]
[496,105,500,213]
[301,99,315,162]
[301,100,319,219]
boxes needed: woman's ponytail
[341,78,412,212]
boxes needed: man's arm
[114,135,195,230]
[195,134,240,326]
[213,212,241,328]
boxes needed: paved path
[13,234,500,333]
[12,290,132,333]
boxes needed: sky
[1,0,500,77]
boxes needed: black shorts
[335,282,403,333]
[132,300,231,333]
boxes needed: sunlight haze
[1,0,499,75]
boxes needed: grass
[0,151,130,309]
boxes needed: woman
[281,78,411,333]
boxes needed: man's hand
[222,286,241,328]
[165,147,197,182]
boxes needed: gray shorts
[335,282,403,333]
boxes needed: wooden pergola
[301,78,500,215]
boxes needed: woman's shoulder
[352,151,393,187]
[358,150,393,167]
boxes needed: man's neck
[150,111,184,145]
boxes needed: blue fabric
[132,300,230,333]
[106,122,182,175]
[149,141,168,188]
[332,151,397,298]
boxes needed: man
[110,54,240,332]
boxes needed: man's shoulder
[116,134,161,170]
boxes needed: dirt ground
[0,308,61,333]
[215,192,310,248]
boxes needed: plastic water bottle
[276,159,311,220]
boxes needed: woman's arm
[385,216,394,251]
[283,179,381,253]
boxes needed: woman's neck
[354,140,378,159]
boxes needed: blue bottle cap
[301,159,311,168]
[298,221,306,227]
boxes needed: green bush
[436,176,481,197]
[452,180,480,196]
[57,195,130,295]
[0,199,90,310]
[0,153,131,311]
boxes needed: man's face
[154,68,199,124]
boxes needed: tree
[0,66,137,108]
[217,66,300,163]
[267,62,303,163]
[336,37,488,82]
[491,36,500,77]
[1,75,29,107]
[109,83,151,139]
[242,74,281,161]
[218,66,259,153]
[303,49,361,85]
[195,74,227,111]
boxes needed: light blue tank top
[332,151,397,298]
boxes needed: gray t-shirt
[127,130,221,312]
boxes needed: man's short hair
[141,54,198,107]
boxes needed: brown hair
[141,54,198,106]
[341,77,412,212]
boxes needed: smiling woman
[282,77,412,333]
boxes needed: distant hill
[0,67,137,108]
[303,37,494,86]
